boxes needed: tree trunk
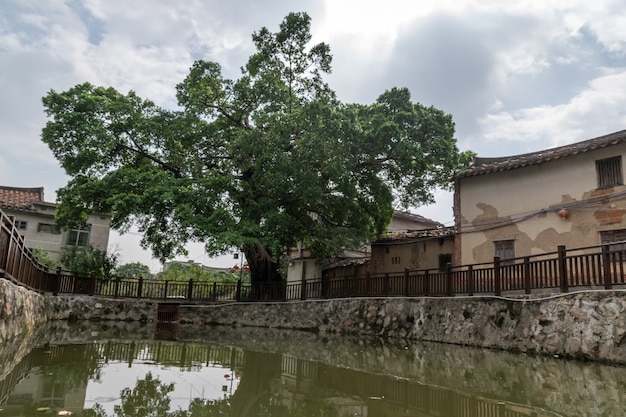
[243,242,284,300]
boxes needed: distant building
[371,227,455,274]
[0,185,111,261]
[287,211,443,282]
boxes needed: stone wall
[4,275,626,364]
[179,290,626,364]
[0,279,48,344]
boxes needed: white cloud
[480,70,626,149]
[2,0,626,268]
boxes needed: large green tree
[42,12,471,286]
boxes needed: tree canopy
[41,12,472,284]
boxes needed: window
[391,256,401,265]
[67,224,91,246]
[600,229,626,252]
[13,220,27,230]
[596,156,623,188]
[37,223,60,234]
[494,240,515,265]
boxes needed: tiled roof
[0,186,45,210]
[375,226,456,243]
[392,210,440,226]
[455,129,626,179]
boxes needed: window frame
[599,229,626,252]
[66,224,92,247]
[494,239,515,266]
[596,156,623,188]
[13,220,27,230]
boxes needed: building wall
[371,236,454,274]
[4,204,112,261]
[456,144,626,265]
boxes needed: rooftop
[0,186,45,210]
[375,226,456,244]
[456,129,626,178]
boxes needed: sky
[2,0,626,272]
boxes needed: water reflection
[1,321,626,416]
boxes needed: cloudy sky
[2,0,626,271]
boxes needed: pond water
[1,321,626,417]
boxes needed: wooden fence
[2,208,626,302]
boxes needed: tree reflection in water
[4,323,626,417]
[82,351,339,417]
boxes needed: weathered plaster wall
[371,235,454,273]
[457,145,626,264]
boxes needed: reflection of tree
[82,351,341,417]
[229,351,283,417]
[115,372,173,417]
[84,372,232,417]
[172,398,232,417]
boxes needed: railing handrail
[4,207,626,302]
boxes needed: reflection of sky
[85,361,240,414]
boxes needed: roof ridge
[456,129,626,178]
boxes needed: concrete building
[453,129,626,265]
[287,211,443,282]
[0,186,111,261]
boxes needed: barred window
[596,156,623,188]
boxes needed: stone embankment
[178,291,626,364]
[3,275,626,364]
[0,279,47,343]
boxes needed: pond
[1,321,626,417]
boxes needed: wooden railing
[2,207,626,302]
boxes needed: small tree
[156,261,243,284]
[61,245,118,279]
[32,248,62,270]
[115,262,152,279]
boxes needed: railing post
[187,278,194,300]
[558,245,568,293]
[384,273,390,296]
[494,257,501,296]
[300,278,307,300]
[212,281,217,301]
[114,277,120,298]
[53,266,61,295]
[365,272,371,296]
[137,277,144,298]
[89,272,96,296]
[236,279,242,301]
[163,280,168,299]
[422,269,430,297]
[404,267,410,297]
[602,245,613,290]
[446,263,453,296]
[467,265,474,296]
[523,256,531,294]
